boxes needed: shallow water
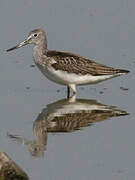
[0,0,134,179]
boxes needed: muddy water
[0,0,134,179]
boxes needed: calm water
[0,0,134,179]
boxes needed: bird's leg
[67,86,70,98]
[69,84,76,96]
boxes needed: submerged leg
[69,84,76,94]
[67,86,70,98]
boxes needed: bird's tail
[116,69,130,74]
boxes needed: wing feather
[46,51,123,76]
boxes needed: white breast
[37,65,118,86]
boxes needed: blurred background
[0,0,134,179]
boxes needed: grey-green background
[0,0,134,179]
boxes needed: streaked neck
[33,41,48,62]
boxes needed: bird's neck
[33,41,48,63]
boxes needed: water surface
[0,0,134,179]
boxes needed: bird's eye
[34,34,37,37]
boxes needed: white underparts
[37,65,120,89]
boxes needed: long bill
[7,39,28,52]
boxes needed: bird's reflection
[8,95,128,157]
[0,150,29,180]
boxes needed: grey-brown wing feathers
[47,51,129,76]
